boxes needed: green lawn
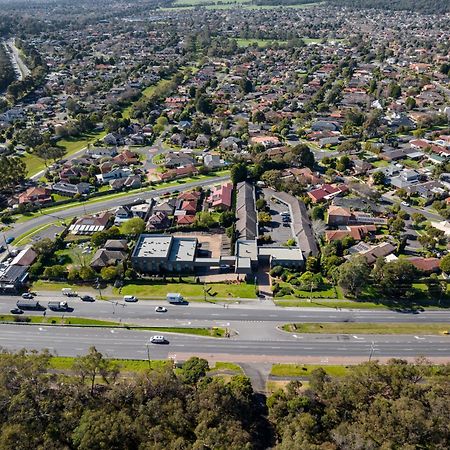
[274,299,388,309]
[235,38,287,47]
[372,159,389,168]
[271,363,350,377]
[115,279,257,300]
[49,356,170,371]
[210,362,243,373]
[281,322,450,335]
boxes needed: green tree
[72,346,119,395]
[373,259,417,298]
[338,256,370,297]
[100,266,118,281]
[121,217,145,237]
[439,254,450,274]
[372,171,386,185]
[258,211,271,225]
[180,357,209,384]
[79,266,95,281]
[230,163,248,184]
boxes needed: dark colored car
[81,295,95,302]
[10,308,23,314]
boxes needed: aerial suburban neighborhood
[0,0,448,448]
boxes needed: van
[123,295,138,302]
[166,293,184,304]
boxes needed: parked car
[81,295,95,302]
[10,308,23,314]
[149,335,168,344]
[401,201,410,207]
[5,237,14,244]
[21,292,33,299]
[124,295,138,302]
[155,306,167,313]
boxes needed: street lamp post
[369,341,375,361]
[145,343,151,369]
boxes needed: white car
[401,201,410,207]
[123,295,138,302]
[155,306,167,313]
[149,335,167,344]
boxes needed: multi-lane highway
[0,324,448,362]
[0,296,449,362]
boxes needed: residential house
[52,182,91,197]
[207,182,233,211]
[109,175,142,190]
[165,152,195,168]
[346,242,396,264]
[146,211,170,230]
[204,153,224,169]
[96,167,133,184]
[325,225,376,242]
[18,187,52,205]
[69,212,112,235]
[158,164,198,182]
[307,184,347,203]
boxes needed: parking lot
[260,189,295,245]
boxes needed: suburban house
[327,205,387,226]
[90,239,128,269]
[17,187,52,205]
[207,182,233,211]
[69,212,112,235]
[52,182,91,197]
[308,184,347,203]
[158,164,198,182]
[96,167,133,184]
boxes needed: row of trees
[0,349,448,449]
[0,42,15,92]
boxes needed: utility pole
[146,343,151,369]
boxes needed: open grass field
[49,356,170,371]
[281,322,450,335]
[235,38,287,47]
[271,363,350,377]
[115,279,257,300]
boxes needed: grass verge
[281,322,450,335]
[271,364,350,377]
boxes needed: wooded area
[0,43,15,92]
[0,349,448,449]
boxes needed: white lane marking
[414,336,425,340]
[353,335,365,340]
[292,334,303,339]
[38,327,45,331]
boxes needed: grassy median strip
[49,357,170,372]
[0,315,226,337]
[282,323,450,335]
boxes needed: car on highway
[10,308,23,314]
[80,295,95,302]
[21,292,33,299]
[155,306,167,313]
[5,237,14,244]
[149,335,168,344]
[124,295,138,302]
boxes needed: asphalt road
[0,324,448,361]
[3,296,450,324]
[6,175,230,241]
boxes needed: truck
[61,288,77,297]
[166,293,185,304]
[48,301,69,311]
[16,300,41,310]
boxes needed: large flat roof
[168,237,197,262]
[133,235,172,259]
[258,247,304,261]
